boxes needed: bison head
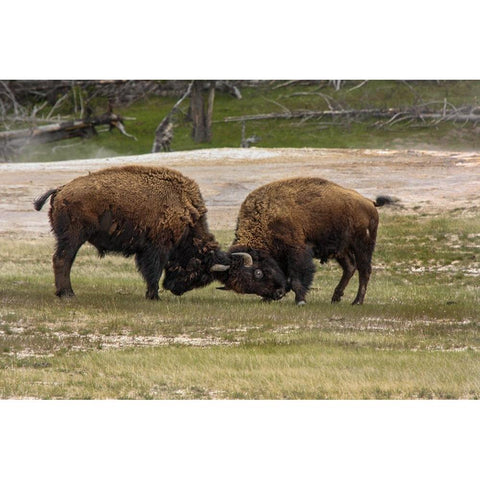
[163,247,287,301]
[213,248,287,301]
[162,247,224,296]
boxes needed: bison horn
[232,252,253,267]
[210,264,230,272]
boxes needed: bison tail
[374,195,399,207]
[33,188,58,211]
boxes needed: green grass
[11,80,480,163]
[1,211,479,399]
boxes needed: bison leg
[135,247,168,300]
[351,252,372,305]
[52,238,85,298]
[286,247,315,305]
[351,220,378,305]
[331,252,356,303]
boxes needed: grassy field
[12,80,480,163]
[1,211,479,399]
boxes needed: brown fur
[232,177,379,305]
[49,165,209,247]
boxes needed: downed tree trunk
[224,109,393,122]
[0,112,136,160]
[223,108,480,124]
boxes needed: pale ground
[1,147,480,236]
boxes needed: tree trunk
[190,80,215,143]
[152,81,193,153]
[206,83,215,142]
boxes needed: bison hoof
[296,300,306,306]
[145,293,159,300]
[56,290,75,299]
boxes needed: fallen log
[223,108,480,124]
[223,109,382,122]
[0,112,136,161]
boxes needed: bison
[227,177,385,305]
[34,165,287,301]
[230,177,382,305]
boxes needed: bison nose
[163,279,182,295]
[167,285,184,296]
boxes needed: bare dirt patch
[2,147,480,235]
[1,331,233,359]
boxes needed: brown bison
[34,165,287,301]
[228,177,385,305]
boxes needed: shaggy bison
[229,177,384,305]
[34,165,287,301]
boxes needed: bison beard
[162,228,228,296]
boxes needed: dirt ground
[1,147,480,236]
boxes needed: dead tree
[190,80,215,143]
[216,81,242,99]
[152,82,193,153]
[240,121,260,148]
[152,81,244,152]
[329,80,344,91]
[0,111,136,161]
[152,117,174,152]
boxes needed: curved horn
[232,252,253,267]
[210,264,230,272]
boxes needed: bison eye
[254,269,264,279]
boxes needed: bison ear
[210,264,230,272]
[231,252,253,267]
